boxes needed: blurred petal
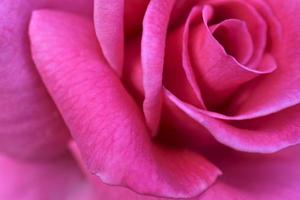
[29,10,221,198]
[0,153,98,200]
[200,145,300,200]
[0,0,92,159]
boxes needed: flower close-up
[1,0,300,199]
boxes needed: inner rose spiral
[7,0,298,199]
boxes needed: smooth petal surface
[200,145,300,200]
[29,10,221,198]
[94,0,124,76]
[141,0,176,134]
[0,153,98,200]
[0,0,92,159]
[166,90,300,153]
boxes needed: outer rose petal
[0,0,92,159]
[200,145,300,200]
[70,142,166,200]
[29,10,221,198]
[73,143,300,200]
[70,142,300,200]
[0,153,98,200]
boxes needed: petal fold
[29,10,221,198]
[166,89,300,153]
[227,0,300,118]
[141,0,176,135]
[189,6,275,109]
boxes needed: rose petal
[70,142,166,200]
[189,6,275,109]
[200,145,300,200]
[0,0,93,159]
[211,18,254,64]
[141,0,176,135]
[225,0,300,118]
[166,89,300,153]
[29,10,221,198]
[164,2,213,110]
[247,0,282,52]
[94,0,124,76]
[164,24,204,107]
[0,153,98,200]
[208,0,267,67]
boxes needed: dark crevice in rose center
[211,19,254,65]
[207,1,268,67]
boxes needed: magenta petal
[189,6,275,109]
[200,145,300,200]
[209,0,267,66]
[227,0,300,118]
[29,10,221,198]
[211,19,254,64]
[124,0,150,35]
[94,0,124,76]
[164,23,204,107]
[123,38,145,100]
[70,142,175,200]
[0,153,98,200]
[141,0,176,134]
[0,0,93,159]
[166,90,300,153]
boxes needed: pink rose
[1,0,300,199]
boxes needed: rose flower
[1,0,300,199]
